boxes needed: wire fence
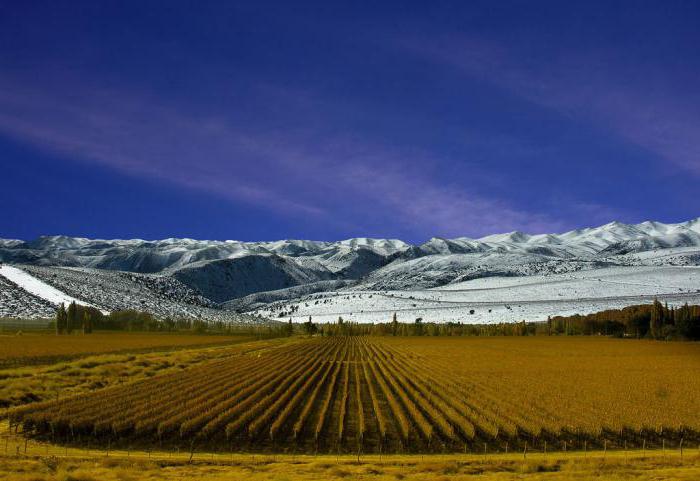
[1,422,697,464]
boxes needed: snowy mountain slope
[250,266,700,324]
[222,280,354,313]
[169,254,334,303]
[598,232,700,255]
[1,218,699,321]
[433,219,700,257]
[621,246,700,266]
[15,265,253,323]
[0,236,411,274]
[311,247,395,278]
[0,265,100,310]
[1,219,698,275]
[0,269,56,318]
[356,252,617,291]
[0,239,23,248]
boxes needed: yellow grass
[0,331,252,368]
[0,449,699,481]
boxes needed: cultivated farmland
[0,332,249,368]
[7,337,700,454]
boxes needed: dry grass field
[0,332,250,368]
[0,447,699,481]
[0,421,699,480]
[8,336,700,455]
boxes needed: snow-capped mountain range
[1,218,699,321]
[3,218,700,269]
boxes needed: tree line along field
[6,336,700,454]
[0,332,250,368]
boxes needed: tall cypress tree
[67,301,77,334]
[56,303,67,335]
[83,311,93,334]
[650,299,664,339]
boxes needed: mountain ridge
[5,217,698,258]
[2,218,700,317]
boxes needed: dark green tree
[55,303,67,335]
[413,317,424,336]
[676,303,700,340]
[66,301,78,334]
[650,299,664,339]
[303,317,318,336]
[82,310,92,334]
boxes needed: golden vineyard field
[7,336,700,454]
[0,332,249,368]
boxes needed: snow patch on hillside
[0,265,100,310]
[250,266,700,324]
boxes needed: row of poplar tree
[55,301,93,334]
[312,301,700,339]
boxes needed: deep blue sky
[1,1,698,242]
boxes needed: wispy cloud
[403,34,700,176]
[0,74,581,239]
[0,78,327,216]
[338,159,568,238]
